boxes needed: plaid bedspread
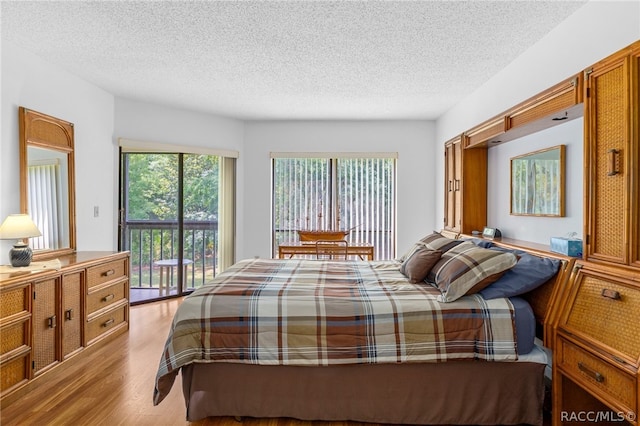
[154,258,517,405]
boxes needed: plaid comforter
[154,258,517,405]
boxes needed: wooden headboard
[462,235,576,349]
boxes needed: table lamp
[0,214,42,267]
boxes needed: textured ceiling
[1,1,588,120]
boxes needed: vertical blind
[271,154,396,259]
[28,162,63,249]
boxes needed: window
[271,153,396,259]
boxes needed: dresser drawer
[0,321,29,355]
[86,281,127,315]
[0,354,29,394]
[86,302,128,344]
[563,265,640,361]
[557,338,637,412]
[86,259,127,289]
[1,284,30,319]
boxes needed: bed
[153,233,573,425]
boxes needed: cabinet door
[631,45,640,269]
[584,51,631,265]
[61,271,83,359]
[560,262,640,366]
[444,140,459,232]
[32,277,59,375]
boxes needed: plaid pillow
[426,242,518,302]
[398,232,463,262]
[399,246,442,283]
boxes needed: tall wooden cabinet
[553,40,640,426]
[583,42,640,269]
[0,251,129,404]
[443,135,487,234]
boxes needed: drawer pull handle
[102,294,115,302]
[48,315,57,328]
[454,179,460,191]
[607,149,620,176]
[448,180,452,192]
[102,269,115,277]
[601,288,621,300]
[102,318,115,328]
[578,362,604,383]
[65,309,73,321]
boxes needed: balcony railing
[123,219,218,291]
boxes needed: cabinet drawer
[86,259,127,288]
[0,354,29,394]
[558,338,636,412]
[87,281,127,315]
[86,303,128,344]
[564,268,640,361]
[1,285,30,319]
[0,321,29,354]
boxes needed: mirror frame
[510,144,566,217]
[19,107,77,259]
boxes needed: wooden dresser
[0,251,129,404]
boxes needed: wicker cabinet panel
[61,271,83,358]
[86,258,127,288]
[0,355,29,393]
[32,278,58,375]
[584,41,639,269]
[563,264,640,363]
[632,45,640,269]
[86,302,128,345]
[557,338,637,414]
[1,322,29,354]
[87,280,127,315]
[508,75,582,130]
[0,285,30,318]
[585,60,627,263]
[464,116,507,148]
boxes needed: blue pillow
[479,252,561,299]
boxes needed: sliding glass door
[119,152,220,304]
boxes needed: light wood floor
[0,298,384,426]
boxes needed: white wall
[488,118,583,241]
[113,98,246,258]
[435,0,640,244]
[1,41,116,264]
[243,121,435,259]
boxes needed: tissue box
[550,237,583,257]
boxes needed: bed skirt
[181,359,546,425]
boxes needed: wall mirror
[19,107,76,259]
[510,145,565,217]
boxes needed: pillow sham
[426,242,518,302]
[399,246,442,283]
[398,231,463,262]
[479,252,561,299]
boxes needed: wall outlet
[93,206,99,217]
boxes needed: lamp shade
[0,214,42,239]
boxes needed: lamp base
[9,242,33,267]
